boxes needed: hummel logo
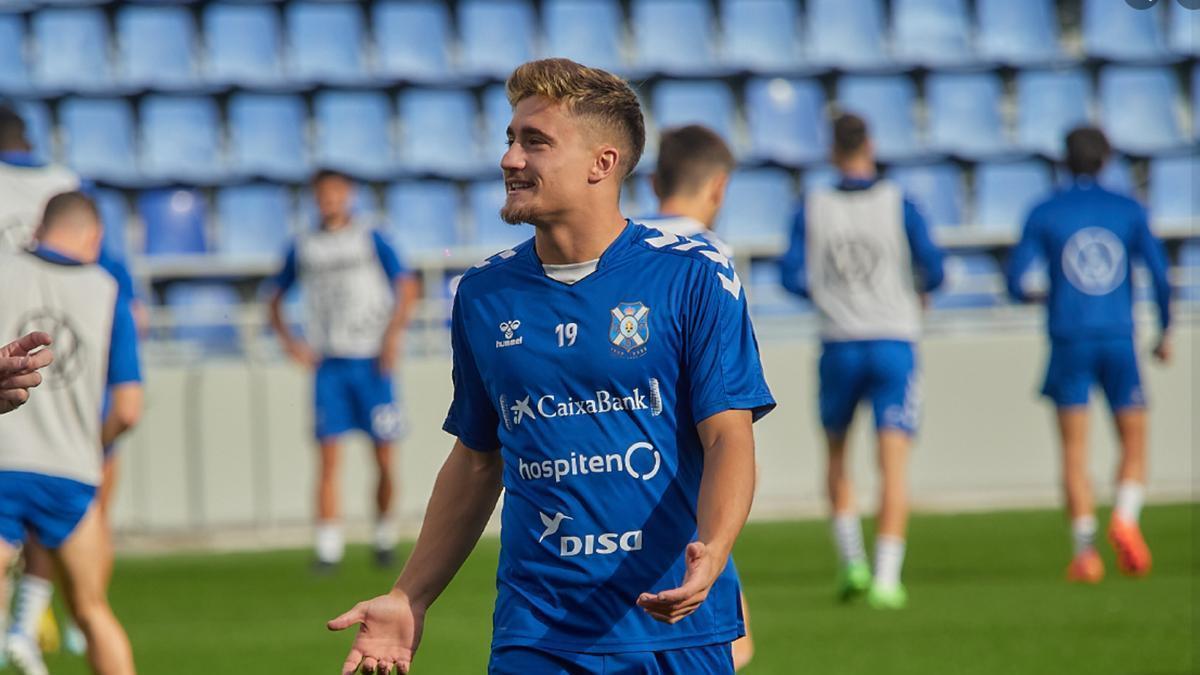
[496,319,524,348]
[539,511,572,542]
[511,396,536,426]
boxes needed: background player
[780,113,945,610]
[327,58,775,675]
[1006,126,1172,583]
[268,169,418,571]
[0,192,142,675]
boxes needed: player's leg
[359,361,404,567]
[1102,339,1151,576]
[8,538,57,671]
[731,593,753,671]
[0,513,21,669]
[313,360,349,570]
[370,441,397,566]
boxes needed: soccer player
[1006,127,1172,583]
[328,58,775,675]
[779,113,944,610]
[0,332,54,415]
[268,169,418,571]
[0,192,142,675]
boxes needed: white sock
[831,512,867,565]
[873,535,906,590]
[373,515,397,552]
[12,574,53,639]
[1072,514,1098,556]
[315,522,344,564]
[1114,481,1145,524]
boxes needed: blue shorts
[0,472,97,549]
[314,358,405,442]
[488,643,734,675]
[819,340,919,435]
[1041,337,1145,411]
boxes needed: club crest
[609,301,650,358]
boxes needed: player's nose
[500,143,525,172]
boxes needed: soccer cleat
[36,607,59,655]
[836,561,872,601]
[64,620,88,655]
[1108,518,1152,577]
[311,559,340,576]
[373,547,397,569]
[867,583,907,610]
[1066,548,1105,584]
[5,633,49,675]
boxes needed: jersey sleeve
[685,258,776,425]
[1131,203,1172,332]
[1006,204,1047,302]
[97,249,137,302]
[778,205,809,298]
[372,230,410,283]
[107,292,142,386]
[902,198,945,292]
[271,243,299,294]
[442,290,501,452]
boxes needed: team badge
[609,301,650,358]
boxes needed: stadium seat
[1179,239,1200,303]
[373,0,451,82]
[975,0,1065,66]
[312,91,394,180]
[163,282,241,352]
[397,88,481,177]
[216,183,293,259]
[835,75,921,161]
[139,187,208,256]
[716,168,794,246]
[1148,154,1199,226]
[1170,1,1199,57]
[13,100,52,164]
[1098,66,1184,155]
[94,187,130,259]
[891,0,973,67]
[385,180,461,253]
[652,80,736,146]
[286,2,368,86]
[467,180,524,250]
[31,8,112,92]
[926,72,1007,159]
[932,253,1002,309]
[623,176,658,222]
[720,0,803,72]
[228,93,309,183]
[632,0,720,76]
[459,0,535,79]
[481,84,512,161]
[1015,68,1091,158]
[1193,64,1199,143]
[116,5,199,90]
[973,160,1052,233]
[139,95,223,183]
[802,164,838,193]
[886,162,964,229]
[1096,154,1133,196]
[1082,0,1169,62]
[203,3,284,88]
[543,0,623,73]
[745,77,827,166]
[0,13,30,95]
[748,259,808,316]
[807,0,888,70]
[59,97,138,183]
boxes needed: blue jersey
[1006,178,1172,342]
[444,221,775,653]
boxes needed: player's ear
[589,145,621,184]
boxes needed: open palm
[328,592,424,674]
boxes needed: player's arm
[778,205,809,298]
[101,293,143,445]
[267,245,316,367]
[0,331,53,415]
[374,231,420,374]
[902,199,945,299]
[1132,206,1173,362]
[1005,207,1046,303]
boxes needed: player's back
[0,160,81,252]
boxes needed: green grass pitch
[11,503,1194,675]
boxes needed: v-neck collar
[524,219,636,288]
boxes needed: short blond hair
[506,58,645,178]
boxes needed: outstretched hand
[0,331,53,415]
[328,591,424,674]
[636,541,723,624]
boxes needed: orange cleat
[1066,548,1105,584]
[1108,518,1152,577]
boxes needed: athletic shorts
[1041,337,1145,411]
[0,471,96,549]
[488,643,735,675]
[314,357,406,442]
[819,340,919,435]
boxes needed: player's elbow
[109,386,144,432]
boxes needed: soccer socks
[873,535,906,591]
[831,513,867,565]
[373,516,398,553]
[315,521,345,564]
[1072,514,1098,555]
[10,575,52,640]
[1114,482,1145,524]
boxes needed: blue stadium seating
[467,180,524,250]
[163,282,241,351]
[139,95,223,183]
[1015,68,1091,158]
[385,180,461,253]
[313,91,394,180]
[13,100,52,164]
[745,77,827,166]
[286,2,368,86]
[117,5,198,90]
[203,3,284,88]
[94,187,130,259]
[216,184,293,258]
[1096,154,1133,196]
[624,176,659,221]
[973,160,1052,233]
[459,0,535,80]
[802,164,838,193]
[1083,0,1169,62]
[976,0,1065,66]
[544,0,623,73]
[373,0,451,82]
[632,0,720,76]
[1179,239,1200,303]
[836,75,920,161]
[716,168,794,245]
[748,259,809,316]
[926,72,1007,159]
[140,188,208,256]
[0,13,30,95]
[1099,66,1184,155]
[481,84,512,162]
[891,0,973,67]
[1193,64,1199,142]
[807,0,888,70]
[32,8,112,92]
[886,162,964,229]
[1148,154,1198,226]
[932,254,1002,309]
[652,80,736,145]
[1171,1,1199,57]
[397,88,480,177]
[60,97,138,182]
[228,93,309,183]
[720,0,803,73]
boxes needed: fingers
[328,604,365,632]
[0,371,43,391]
[0,331,52,358]
[342,648,363,675]
[0,388,30,408]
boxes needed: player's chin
[500,202,541,226]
